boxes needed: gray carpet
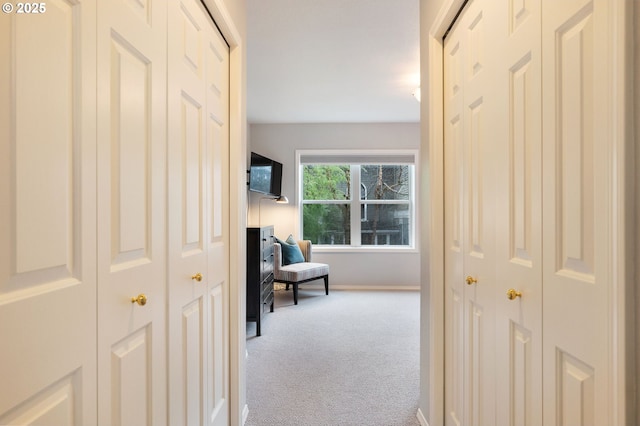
[245,288,421,426]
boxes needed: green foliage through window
[301,163,413,247]
[302,165,350,200]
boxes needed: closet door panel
[0,2,97,424]
[208,285,226,424]
[168,1,209,418]
[444,27,465,426]
[205,28,230,426]
[493,0,543,424]
[444,2,508,425]
[168,0,230,424]
[96,0,167,423]
[444,2,498,424]
[168,0,208,281]
[460,3,498,425]
[183,298,205,426]
[542,0,613,423]
[110,327,153,425]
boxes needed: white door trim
[421,1,467,425]
[201,1,247,425]
[608,1,635,423]
[635,6,640,423]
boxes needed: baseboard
[416,408,429,426]
[242,404,249,425]
[275,284,420,291]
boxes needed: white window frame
[295,149,418,252]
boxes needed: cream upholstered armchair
[273,239,329,305]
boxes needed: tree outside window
[302,165,351,245]
[360,165,410,245]
[301,162,413,247]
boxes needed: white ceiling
[246,0,420,123]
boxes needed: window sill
[312,245,418,254]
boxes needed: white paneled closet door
[443,18,466,425]
[458,2,498,424]
[0,2,97,424]
[493,0,543,425]
[541,0,616,423]
[444,0,625,423]
[444,0,499,424]
[96,0,168,424]
[167,0,230,424]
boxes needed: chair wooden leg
[324,276,329,295]
[285,283,290,291]
[293,284,298,305]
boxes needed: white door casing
[167,0,230,424]
[96,0,168,424]
[0,2,97,424]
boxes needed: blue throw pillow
[285,234,297,246]
[276,235,305,265]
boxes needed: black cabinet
[246,226,274,336]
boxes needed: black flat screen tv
[248,152,283,197]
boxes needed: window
[298,150,416,248]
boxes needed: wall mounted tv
[248,152,283,197]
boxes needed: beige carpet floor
[245,288,421,426]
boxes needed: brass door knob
[191,273,203,282]
[506,289,522,300]
[131,294,147,306]
[465,276,477,285]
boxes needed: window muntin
[300,157,414,248]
